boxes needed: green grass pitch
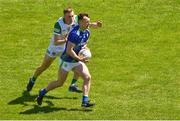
[0,0,179,119]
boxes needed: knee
[84,74,91,81]
[56,80,64,87]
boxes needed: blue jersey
[61,25,90,62]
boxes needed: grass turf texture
[0,0,179,119]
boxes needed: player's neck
[63,18,71,25]
[79,26,86,32]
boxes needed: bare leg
[36,65,68,105]
[73,62,95,107]
[33,54,55,78]
[27,54,55,91]
[73,63,91,96]
[45,68,68,92]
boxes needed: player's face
[64,11,74,25]
[81,16,90,30]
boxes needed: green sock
[71,79,77,85]
[31,76,37,83]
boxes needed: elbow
[54,41,58,46]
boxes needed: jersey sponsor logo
[83,35,86,39]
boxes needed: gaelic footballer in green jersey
[47,15,78,57]
[27,8,82,93]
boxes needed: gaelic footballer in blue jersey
[37,13,96,107]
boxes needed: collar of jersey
[78,28,86,33]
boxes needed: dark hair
[78,13,89,21]
[63,7,73,15]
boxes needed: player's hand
[96,21,102,27]
[79,57,89,63]
[64,37,68,42]
[82,45,89,50]
[64,34,68,42]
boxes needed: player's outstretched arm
[89,21,102,29]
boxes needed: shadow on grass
[8,90,88,114]
[8,90,78,106]
[19,105,93,114]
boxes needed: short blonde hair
[63,7,73,15]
